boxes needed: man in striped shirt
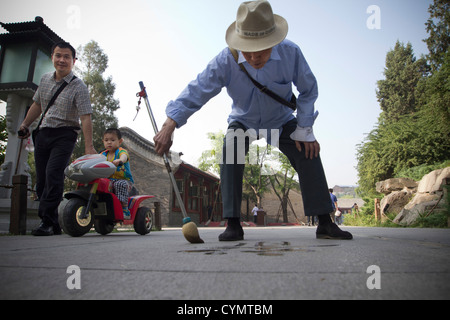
[19,41,96,236]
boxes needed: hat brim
[225,14,288,52]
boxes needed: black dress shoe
[219,219,244,241]
[316,223,353,240]
[218,227,244,241]
[31,222,54,236]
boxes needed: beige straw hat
[226,0,288,52]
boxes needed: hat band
[236,24,276,39]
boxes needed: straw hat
[226,0,288,52]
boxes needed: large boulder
[380,188,414,214]
[393,167,450,226]
[417,167,450,194]
[393,193,442,225]
[376,178,417,195]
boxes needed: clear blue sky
[1,0,433,187]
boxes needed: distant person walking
[252,204,259,223]
[352,203,360,217]
[329,188,338,223]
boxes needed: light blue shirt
[166,39,319,142]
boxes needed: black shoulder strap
[229,48,297,111]
[36,75,77,129]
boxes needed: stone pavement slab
[0,226,449,300]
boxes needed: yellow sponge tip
[182,221,204,244]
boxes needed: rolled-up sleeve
[75,83,92,115]
[293,46,319,128]
[32,87,40,105]
[289,124,317,142]
[166,49,229,128]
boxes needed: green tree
[242,143,272,208]
[356,126,385,196]
[357,42,428,195]
[418,0,450,158]
[198,131,304,219]
[424,0,450,73]
[73,40,119,157]
[197,131,224,175]
[415,50,450,161]
[267,151,300,223]
[356,1,450,196]
[197,131,272,209]
[376,41,428,123]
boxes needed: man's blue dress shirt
[166,39,319,142]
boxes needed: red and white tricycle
[61,154,155,237]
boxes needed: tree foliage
[197,131,224,175]
[376,41,428,123]
[197,132,272,207]
[73,40,119,157]
[425,0,450,72]
[242,143,272,208]
[198,132,301,219]
[267,151,300,223]
[356,0,450,196]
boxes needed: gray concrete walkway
[0,226,449,300]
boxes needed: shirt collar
[53,71,75,83]
[270,45,281,61]
[238,51,246,64]
[237,44,281,64]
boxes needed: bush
[343,213,378,227]
[395,160,450,181]
[411,211,449,228]
[343,212,400,228]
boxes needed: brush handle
[139,82,190,221]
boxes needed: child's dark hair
[51,41,76,59]
[104,128,122,139]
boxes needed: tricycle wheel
[94,219,115,235]
[62,198,94,237]
[134,206,153,235]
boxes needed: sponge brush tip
[182,221,204,244]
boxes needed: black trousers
[220,119,333,219]
[34,127,78,226]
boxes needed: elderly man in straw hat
[154,0,353,241]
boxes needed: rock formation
[376,167,449,226]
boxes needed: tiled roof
[0,16,63,46]
[336,198,365,209]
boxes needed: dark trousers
[34,127,78,226]
[220,119,333,219]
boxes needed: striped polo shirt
[32,71,92,129]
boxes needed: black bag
[32,76,76,144]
